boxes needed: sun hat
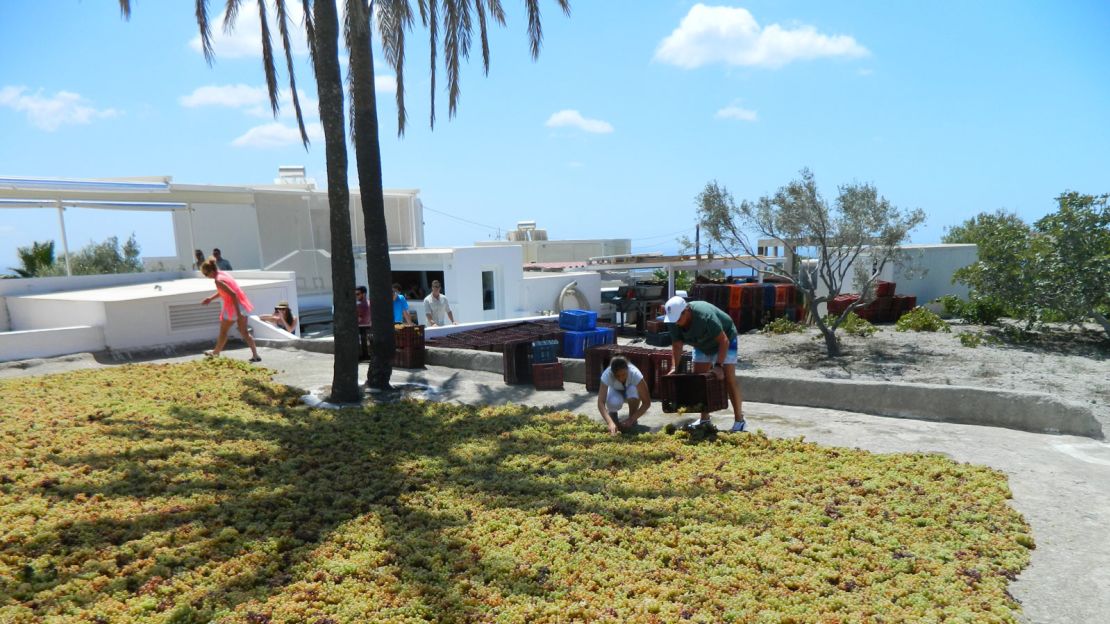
[275,301,290,309]
[663,296,688,323]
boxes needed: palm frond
[443,1,462,119]
[275,0,310,147]
[427,0,439,128]
[257,0,281,115]
[474,0,491,74]
[223,0,244,33]
[195,0,216,64]
[118,0,131,19]
[524,0,541,59]
[377,0,415,135]
[301,0,318,68]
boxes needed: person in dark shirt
[664,296,746,432]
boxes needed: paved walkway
[4,345,1109,624]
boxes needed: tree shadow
[4,367,746,622]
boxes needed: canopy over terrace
[0,176,253,276]
[585,251,789,297]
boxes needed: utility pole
[694,224,700,280]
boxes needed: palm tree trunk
[348,1,395,390]
[311,0,361,402]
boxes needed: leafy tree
[942,209,1027,245]
[696,169,925,356]
[1032,192,1110,337]
[8,240,56,278]
[43,235,144,276]
[952,192,1110,339]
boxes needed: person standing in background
[423,280,457,326]
[212,248,232,271]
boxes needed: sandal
[204,350,218,358]
[249,356,262,363]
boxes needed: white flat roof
[17,276,288,303]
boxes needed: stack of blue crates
[558,309,614,358]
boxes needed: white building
[800,243,978,308]
[0,173,606,360]
[0,270,297,361]
[475,221,631,266]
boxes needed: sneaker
[729,420,748,433]
[685,419,714,432]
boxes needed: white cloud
[545,109,614,134]
[189,0,310,58]
[0,86,119,131]
[180,84,269,108]
[715,105,758,122]
[231,121,325,148]
[655,4,869,69]
[375,75,397,94]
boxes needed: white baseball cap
[663,296,688,323]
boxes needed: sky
[1,1,1108,274]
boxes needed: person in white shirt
[597,356,651,435]
[423,280,457,326]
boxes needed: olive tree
[696,169,925,356]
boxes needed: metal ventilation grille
[169,303,221,332]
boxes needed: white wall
[813,244,977,304]
[0,326,105,361]
[521,272,602,315]
[0,297,9,332]
[0,271,185,298]
[172,203,263,269]
[452,246,525,322]
[476,239,631,263]
[8,298,107,331]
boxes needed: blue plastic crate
[562,328,614,358]
[532,339,560,364]
[559,309,597,332]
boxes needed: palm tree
[119,0,362,402]
[9,240,56,278]
[350,0,570,389]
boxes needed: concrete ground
[3,345,1109,624]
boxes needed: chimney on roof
[275,165,314,188]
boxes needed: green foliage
[42,234,144,276]
[953,194,1110,338]
[959,332,985,348]
[652,268,693,292]
[8,240,55,277]
[0,361,1033,622]
[942,210,1027,245]
[833,311,878,337]
[761,317,806,335]
[937,294,1008,325]
[896,307,952,333]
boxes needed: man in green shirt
[664,296,746,432]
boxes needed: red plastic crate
[650,351,692,400]
[394,325,425,350]
[728,285,744,310]
[585,344,622,392]
[502,340,533,385]
[875,280,896,297]
[392,346,425,369]
[645,320,667,334]
[774,283,795,307]
[659,373,729,413]
[532,362,564,390]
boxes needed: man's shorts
[604,384,640,412]
[692,336,739,365]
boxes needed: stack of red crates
[691,281,799,333]
[659,372,728,414]
[393,325,425,369]
[827,282,919,323]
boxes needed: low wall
[0,326,105,361]
[422,347,1103,439]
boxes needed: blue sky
[1,1,1108,273]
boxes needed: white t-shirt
[600,363,644,394]
[423,293,452,325]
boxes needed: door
[481,268,501,321]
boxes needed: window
[482,270,495,311]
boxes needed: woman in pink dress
[200,258,261,362]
